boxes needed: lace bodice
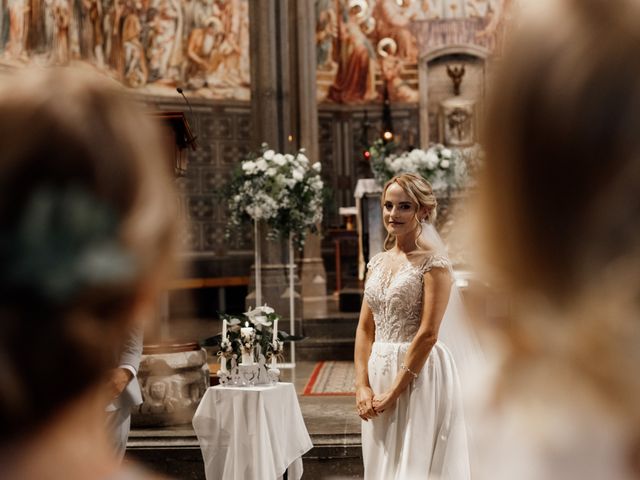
[364,251,451,343]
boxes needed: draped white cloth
[193,383,313,480]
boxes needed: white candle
[241,325,254,338]
[240,325,255,365]
[221,356,228,373]
[272,319,278,346]
[222,319,227,337]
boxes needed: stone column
[291,0,328,319]
[246,0,304,322]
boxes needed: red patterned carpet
[303,361,356,396]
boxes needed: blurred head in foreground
[0,67,177,465]
[480,0,640,472]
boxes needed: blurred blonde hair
[481,0,640,429]
[381,173,437,251]
[0,67,179,442]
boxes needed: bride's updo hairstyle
[0,68,179,443]
[382,173,437,251]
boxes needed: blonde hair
[381,173,437,250]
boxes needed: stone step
[296,337,355,362]
[127,428,363,480]
[301,314,359,339]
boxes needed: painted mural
[0,0,250,100]
[316,0,508,104]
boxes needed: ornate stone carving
[131,347,210,427]
[439,97,476,147]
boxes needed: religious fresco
[316,0,508,104]
[0,0,250,100]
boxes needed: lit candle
[240,324,255,365]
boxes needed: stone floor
[127,360,364,480]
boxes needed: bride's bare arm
[373,268,451,412]
[355,299,377,420]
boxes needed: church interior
[5,0,611,479]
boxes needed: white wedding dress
[362,251,470,480]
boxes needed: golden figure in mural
[327,0,377,103]
[185,16,223,88]
[51,0,70,64]
[374,0,420,63]
[378,37,418,103]
[122,10,148,87]
[316,0,338,71]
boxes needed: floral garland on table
[226,143,324,248]
[368,139,483,191]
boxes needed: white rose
[298,153,309,165]
[242,161,257,173]
[273,154,286,166]
[284,178,297,188]
[312,162,321,172]
[256,159,268,171]
[260,306,275,314]
[292,170,304,181]
[425,151,439,170]
[440,159,450,169]
[263,149,275,160]
[441,148,452,159]
[266,167,277,177]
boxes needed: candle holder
[216,305,283,387]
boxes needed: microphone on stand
[176,87,198,146]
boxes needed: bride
[354,173,471,479]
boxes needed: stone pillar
[246,0,325,323]
[300,231,328,318]
[292,0,328,319]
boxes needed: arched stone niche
[410,18,496,147]
[418,46,489,147]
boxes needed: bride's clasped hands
[356,385,378,421]
[356,386,399,420]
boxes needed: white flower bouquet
[226,143,324,248]
[369,139,482,191]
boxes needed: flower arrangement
[368,139,482,191]
[217,305,284,366]
[214,305,290,386]
[226,143,324,248]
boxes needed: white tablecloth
[192,382,313,480]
